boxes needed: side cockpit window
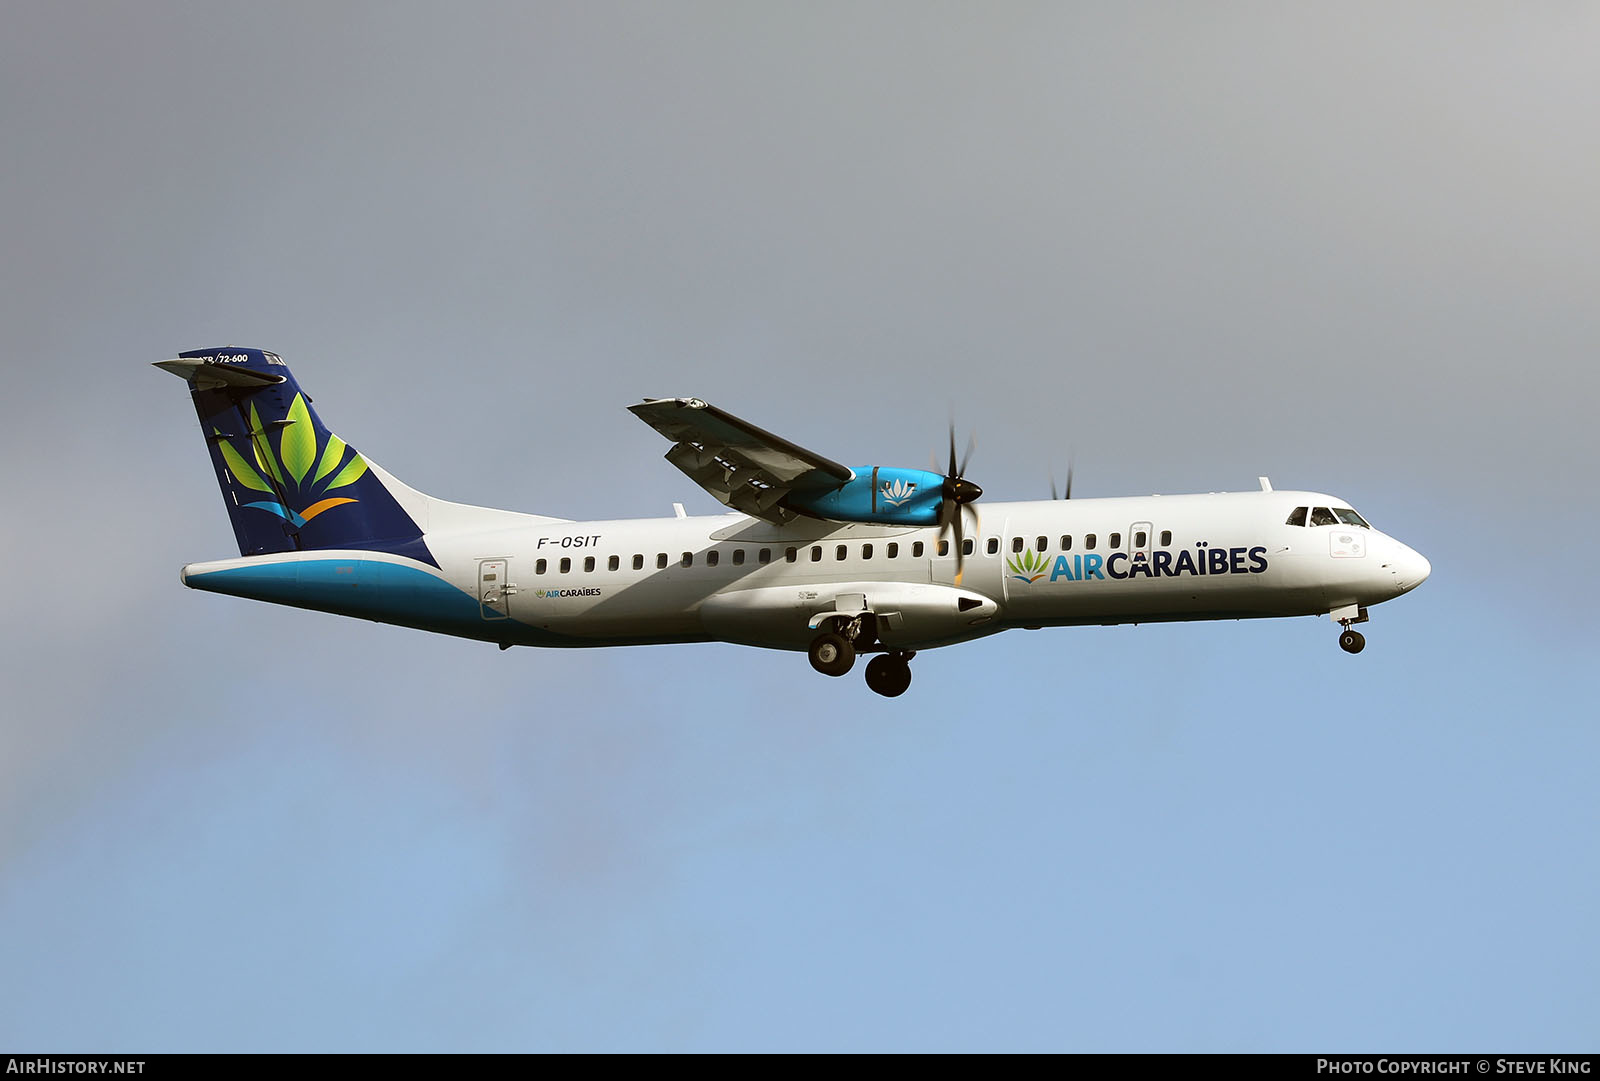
[1285,506,1308,527]
[1309,506,1338,526]
[1333,507,1370,529]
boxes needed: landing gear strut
[864,653,914,698]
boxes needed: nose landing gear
[1330,604,1369,655]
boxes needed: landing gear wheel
[1339,629,1366,654]
[808,632,855,676]
[864,654,913,698]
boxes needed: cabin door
[479,559,514,620]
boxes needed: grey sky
[2,3,1596,1050]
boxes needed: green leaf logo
[214,429,272,493]
[280,394,316,483]
[247,402,285,486]
[216,397,367,526]
[313,433,349,484]
[322,451,367,490]
[1007,548,1051,584]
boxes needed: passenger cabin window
[680,552,693,567]
[536,558,547,574]
[1285,507,1308,527]
[1085,534,1097,550]
[810,546,822,562]
[1036,536,1047,552]
[835,545,847,561]
[759,548,772,564]
[886,543,899,558]
[1061,535,1072,550]
[962,538,974,556]
[706,550,719,567]
[1012,537,1024,553]
[607,555,619,571]
[632,554,644,571]
[1310,506,1338,527]
[986,537,999,555]
[560,557,571,573]
[1160,530,1172,546]
[937,539,950,557]
[785,547,798,563]
[1109,532,1121,549]
[861,544,873,559]
[912,541,925,557]
[1134,531,1147,548]
[732,549,745,566]
[584,556,595,572]
[657,553,668,569]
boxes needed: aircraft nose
[1393,543,1431,594]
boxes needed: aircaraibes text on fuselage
[1023,543,1270,584]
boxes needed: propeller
[1049,460,1074,501]
[937,422,983,580]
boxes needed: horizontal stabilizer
[153,358,286,390]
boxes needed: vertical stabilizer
[156,348,434,565]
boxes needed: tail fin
[156,347,435,565]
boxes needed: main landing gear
[807,631,855,677]
[807,617,916,697]
[864,653,913,698]
[1338,627,1366,654]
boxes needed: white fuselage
[182,488,1431,654]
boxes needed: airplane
[157,347,1431,697]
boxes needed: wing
[629,397,854,523]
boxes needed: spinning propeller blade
[1050,460,1074,500]
[936,421,983,580]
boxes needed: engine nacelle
[786,467,946,526]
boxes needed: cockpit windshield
[1287,505,1371,528]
